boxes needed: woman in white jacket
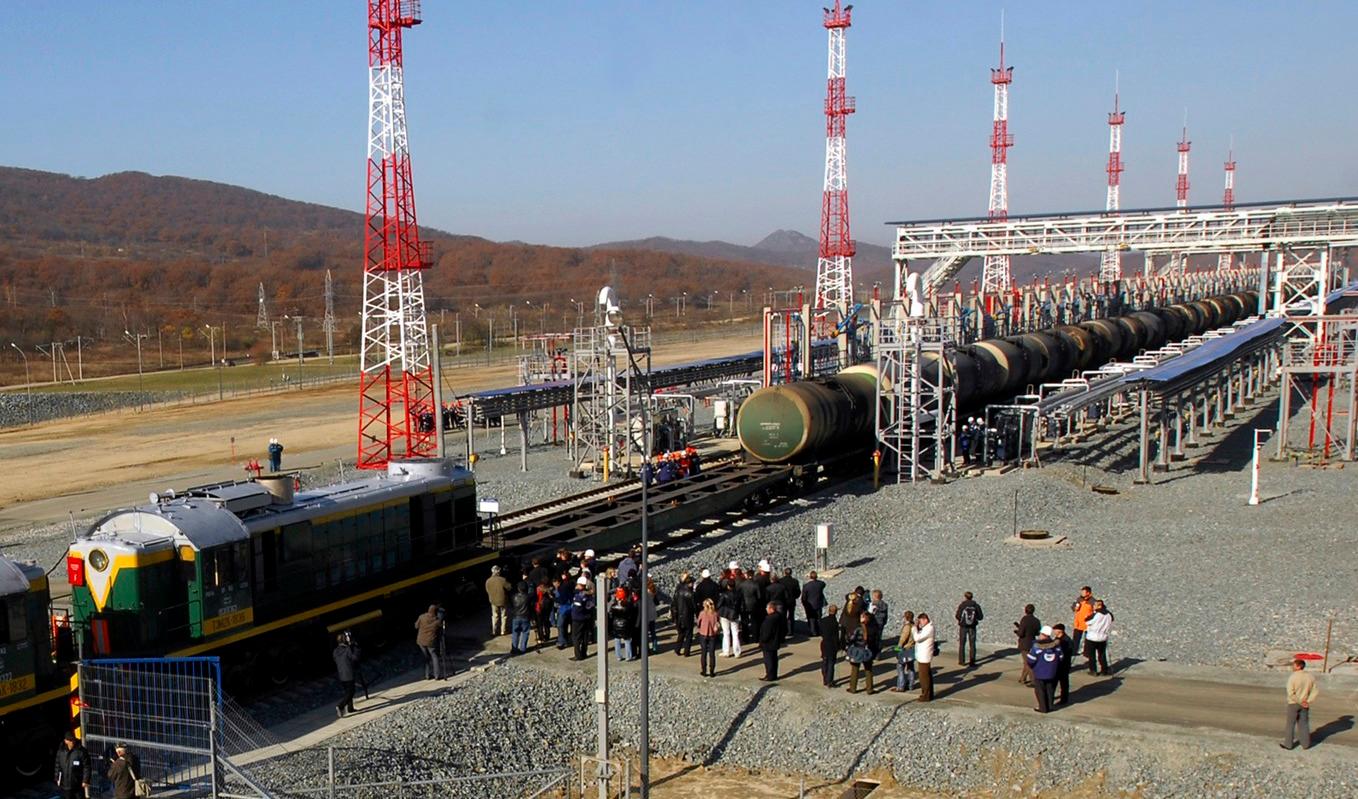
[1083,600,1114,676]
[914,613,936,701]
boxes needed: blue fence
[79,657,224,795]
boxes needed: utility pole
[323,269,336,364]
[204,325,222,401]
[290,316,305,371]
[124,330,148,403]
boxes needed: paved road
[240,612,1357,767]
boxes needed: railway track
[491,454,861,566]
[490,454,743,529]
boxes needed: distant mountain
[751,229,818,254]
[0,167,808,363]
[593,229,896,282]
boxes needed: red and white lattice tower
[1175,123,1191,209]
[357,0,436,469]
[1099,83,1126,283]
[1217,146,1236,271]
[981,30,1014,295]
[814,1,856,320]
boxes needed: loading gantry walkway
[889,196,1358,293]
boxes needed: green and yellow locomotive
[0,555,64,776]
[65,458,485,685]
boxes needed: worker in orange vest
[1070,585,1095,658]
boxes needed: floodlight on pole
[10,343,33,426]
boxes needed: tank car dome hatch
[387,457,457,480]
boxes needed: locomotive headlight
[88,549,110,572]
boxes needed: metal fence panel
[78,656,226,796]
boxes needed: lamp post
[614,323,652,797]
[9,343,33,426]
[202,325,223,401]
[123,330,149,400]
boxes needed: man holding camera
[333,632,361,718]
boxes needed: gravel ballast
[244,659,1358,799]
[0,390,159,429]
[650,407,1358,670]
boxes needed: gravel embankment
[649,403,1358,670]
[0,390,159,429]
[242,659,1358,799]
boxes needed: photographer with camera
[333,631,362,718]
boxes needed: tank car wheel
[270,646,302,686]
[11,740,47,778]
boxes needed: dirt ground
[0,332,762,529]
[640,758,913,798]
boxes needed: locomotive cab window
[0,597,25,644]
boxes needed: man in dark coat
[333,633,361,717]
[693,568,719,608]
[801,571,827,637]
[737,573,762,640]
[765,577,789,646]
[107,744,137,799]
[779,568,801,639]
[54,731,91,799]
[1014,604,1041,685]
[758,603,782,681]
[671,573,697,656]
[1052,623,1075,706]
[818,603,841,687]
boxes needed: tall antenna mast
[981,15,1014,295]
[256,282,270,329]
[357,0,436,469]
[814,0,856,321]
[1218,140,1237,271]
[1176,110,1191,209]
[1099,74,1125,283]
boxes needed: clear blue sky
[6,2,1356,247]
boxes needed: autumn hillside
[0,168,805,380]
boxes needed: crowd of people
[317,543,1325,761]
[475,548,1128,710]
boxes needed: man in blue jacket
[1026,626,1061,713]
[570,577,596,661]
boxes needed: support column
[519,412,529,472]
[1184,390,1199,447]
[1136,389,1151,483]
[1155,404,1171,472]
[1172,402,1185,461]
[1276,373,1293,460]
